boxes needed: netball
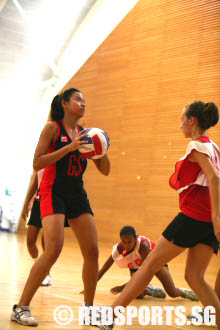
[79,127,110,159]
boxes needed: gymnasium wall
[20,0,219,243]
[63,0,220,243]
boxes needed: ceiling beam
[0,0,8,13]
[12,0,60,77]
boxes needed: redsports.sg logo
[53,305,216,326]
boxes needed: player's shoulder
[138,235,149,243]
[117,242,123,254]
[43,121,59,133]
[46,120,59,128]
[139,236,151,251]
[40,121,59,141]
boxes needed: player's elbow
[33,159,41,172]
[33,164,40,172]
[209,172,220,186]
[102,167,110,176]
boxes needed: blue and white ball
[79,128,110,159]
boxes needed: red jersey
[112,235,155,270]
[169,136,220,222]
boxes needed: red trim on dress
[39,123,60,219]
[52,121,60,146]
[62,120,82,140]
[195,136,210,143]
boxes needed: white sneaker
[81,303,114,328]
[81,303,102,326]
[11,304,38,326]
[41,274,51,286]
[146,284,166,298]
[180,288,199,301]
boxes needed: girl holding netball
[11,88,110,326]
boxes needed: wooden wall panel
[63,0,220,245]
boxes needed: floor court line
[38,289,83,304]
[38,289,194,330]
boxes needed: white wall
[0,0,138,231]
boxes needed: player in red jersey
[11,88,110,327]
[97,101,220,330]
[97,226,198,300]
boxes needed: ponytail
[50,94,64,121]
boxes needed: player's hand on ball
[78,128,110,159]
[69,132,88,151]
[110,285,123,295]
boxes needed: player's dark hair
[120,226,136,238]
[186,101,219,130]
[50,88,81,121]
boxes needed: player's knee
[46,241,63,260]
[166,289,179,298]
[84,245,99,261]
[27,237,37,249]
[185,270,200,288]
[185,270,192,284]
[53,242,63,255]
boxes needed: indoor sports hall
[0,1,219,329]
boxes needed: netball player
[11,88,110,326]
[21,170,70,286]
[97,101,220,330]
[97,225,198,301]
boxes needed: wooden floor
[0,229,219,330]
